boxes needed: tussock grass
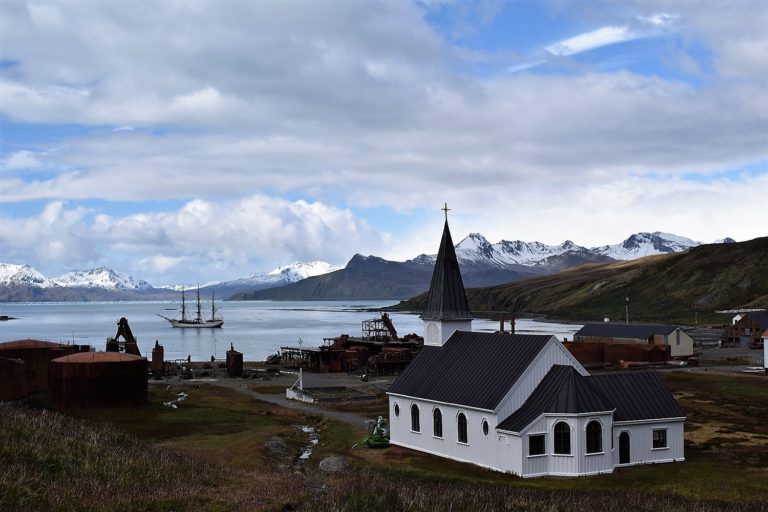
[5,374,768,511]
[0,406,225,511]
[316,466,760,512]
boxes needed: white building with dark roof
[574,323,694,358]
[387,217,685,477]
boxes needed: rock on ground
[318,455,351,474]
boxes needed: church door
[619,431,630,464]
[496,435,510,472]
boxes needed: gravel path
[208,379,373,428]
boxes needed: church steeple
[421,206,473,346]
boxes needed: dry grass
[4,372,768,511]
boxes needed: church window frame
[481,418,489,437]
[553,421,571,455]
[410,404,420,433]
[528,433,546,457]
[457,412,468,444]
[433,407,443,439]
[393,402,400,418]
[652,428,668,450]
[585,420,603,455]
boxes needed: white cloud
[545,26,634,56]
[0,196,386,283]
[2,150,42,170]
[0,1,766,280]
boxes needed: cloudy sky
[1,0,767,285]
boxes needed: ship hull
[168,319,224,328]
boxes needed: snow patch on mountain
[267,260,341,281]
[454,233,590,267]
[0,263,55,287]
[53,268,153,290]
[219,260,342,287]
[592,232,700,260]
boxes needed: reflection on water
[0,301,581,361]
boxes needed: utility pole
[625,295,630,324]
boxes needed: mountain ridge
[394,237,768,325]
[231,231,716,301]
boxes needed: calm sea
[0,301,581,361]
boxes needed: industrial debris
[278,313,423,374]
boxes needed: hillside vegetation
[396,237,768,324]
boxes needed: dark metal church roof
[387,332,554,410]
[575,323,679,339]
[420,220,473,321]
[497,365,614,432]
[588,371,685,422]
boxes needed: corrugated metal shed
[420,220,473,322]
[575,323,678,340]
[497,365,614,432]
[387,332,552,410]
[588,372,684,421]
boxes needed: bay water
[0,300,581,361]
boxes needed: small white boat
[158,286,223,328]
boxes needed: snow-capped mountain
[158,282,220,292]
[453,233,591,267]
[413,231,719,269]
[53,268,153,290]
[0,263,152,290]
[592,232,700,260]
[0,263,55,287]
[228,260,341,287]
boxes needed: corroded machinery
[106,317,141,356]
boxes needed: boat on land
[158,286,223,328]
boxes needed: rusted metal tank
[0,340,80,392]
[226,344,243,377]
[604,344,670,364]
[563,342,606,364]
[151,340,164,377]
[49,352,148,408]
[0,357,28,401]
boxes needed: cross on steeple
[442,203,451,222]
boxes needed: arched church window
[433,408,443,438]
[411,404,420,432]
[457,412,468,444]
[586,420,602,454]
[554,421,571,455]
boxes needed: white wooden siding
[495,337,588,423]
[389,396,500,470]
[423,320,473,347]
[612,419,685,466]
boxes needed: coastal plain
[2,355,767,512]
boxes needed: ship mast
[196,284,202,323]
[181,288,188,322]
[211,289,216,320]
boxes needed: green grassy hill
[395,237,768,325]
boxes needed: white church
[387,215,685,478]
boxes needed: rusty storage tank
[0,357,29,401]
[50,352,148,408]
[0,340,80,392]
[226,344,243,377]
[151,340,164,377]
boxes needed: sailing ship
[158,285,223,328]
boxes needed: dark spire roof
[420,220,473,321]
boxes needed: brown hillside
[396,237,768,324]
